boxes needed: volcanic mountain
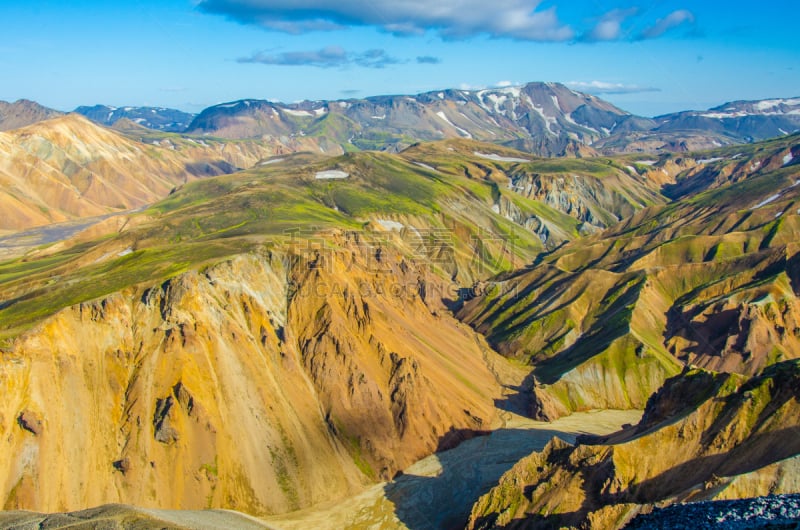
[185,82,634,156]
[459,135,800,527]
[1,141,577,513]
[596,97,800,154]
[6,86,799,161]
[656,97,800,140]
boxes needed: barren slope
[0,115,287,233]
[468,361,800,529]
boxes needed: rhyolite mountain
[461,134,800,528]
[459,134,800,420]
[0,114,287,233]
[74,104,196,132]
[0,140,570,513]
[1,126,799,529]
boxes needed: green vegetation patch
[0,240,248,338]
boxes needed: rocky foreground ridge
[625,494,800,529]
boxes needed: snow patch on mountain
[413,162,437,172]
[283,109,313,117]
[474,152,530,163]
[436,111,472,138]
[756,98,800,110]
[749,178,800,210]
[315,170,349,180]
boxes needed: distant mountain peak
[73,104,196,133]
[0,99,63,132]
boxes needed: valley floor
[0,207,142,260]
[265,409,642,530]
[0,504,281,530]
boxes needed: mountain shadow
[383,425,578,529]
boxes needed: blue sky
[0,0,796,117]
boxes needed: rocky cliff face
[0,240,503,514]
[505,167,663,230]
[467,361,800,529]
[397,139,667,245]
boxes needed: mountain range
[2,83,798,156]
[74,105,196,132]
[173,84,800,156]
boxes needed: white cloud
[583,8,638,42]
[638,9,695,39]
[459,83,487,91]
[237,46,402,68]
[566,80,661,95]
[197,0,575,41]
